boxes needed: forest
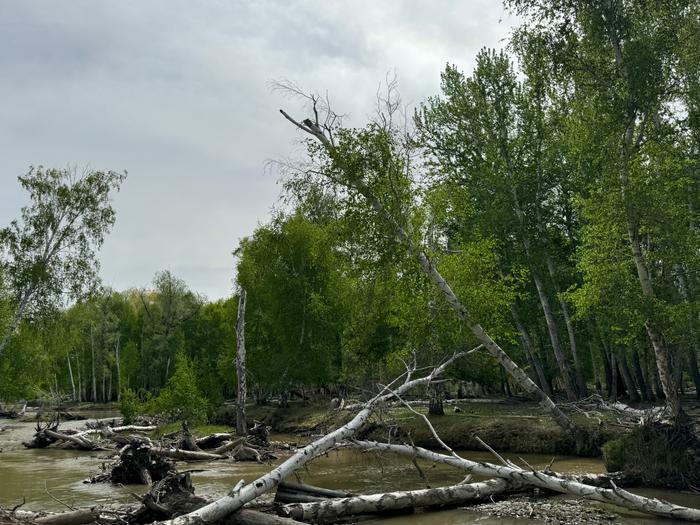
[2,1,700,524]
[2,0,699,414]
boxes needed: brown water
[1,418,699,524]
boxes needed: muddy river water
[1,416,699,524]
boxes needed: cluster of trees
[2,1,699,421]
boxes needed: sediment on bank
[215,399,621,457]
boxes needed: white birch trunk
[67,354,76,401]
[235,288,247,436]
[115,334,121,401]
[347,441,700,522]
[91,327,97,403]
[281,479,514,522]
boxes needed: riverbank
[230,398,625,457]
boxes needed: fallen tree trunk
[163,349,474,525]
[154,448,227,461]
[274,481,354,504]
[44,429,103,450]
[279,479,515,523]
[342,397,506,411]
[346,440,700,521]
[80,424,156,437]
[7,509,101,525]
[195,433,234,449]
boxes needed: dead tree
[236,287,247,436]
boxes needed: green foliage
[119,388,140,424]
[0,167,126,355]
[145,352,208,424]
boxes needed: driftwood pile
[21,417,280,488]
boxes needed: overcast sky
[0,1,515,300]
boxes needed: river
[1,416,699,524]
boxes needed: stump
[111,443,174,485]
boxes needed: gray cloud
[0,1,515,300]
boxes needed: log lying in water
[7,509,101,525]
[195,432,234,449]
[274,481,354,504]
[278,479,516,523]
[345,440,700,522]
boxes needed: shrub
[119,388,140,424]
[602,422,700,489]
[147,352,209,425]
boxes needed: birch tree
[507,0,700,421]
[0,167,126,356]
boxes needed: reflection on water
[1,419,699,524]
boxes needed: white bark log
[346,440,700,521]
[9,508,101,525]
[280,479,514,522]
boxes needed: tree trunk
[588,341,602,395]
[348,440,700,522]
[546,258,587,397]
[236,287,248,436]
[632,348,652,402]
[690,347,700,401]
[428,383,444,415]
[91,327,97,403]
[280,479,513,523]
[531,270,578,401]
[77,354,82,403]
[115,334,121,401]
[512,307,552,396]
[629,226,681,418]
[611,353,618,401]
[617,353,640,402]
[67,354,76,402]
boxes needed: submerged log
[279,479,515,522]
